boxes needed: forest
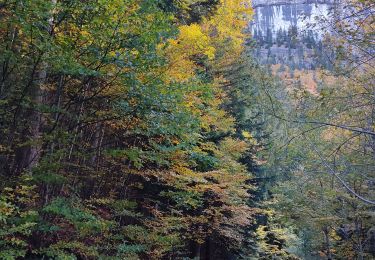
[0,0,374,259]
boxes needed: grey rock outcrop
[250,0,337,70]
[252,0,336,8]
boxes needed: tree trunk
[193,243,201,259]
[355,218,364,260]
[323,226,333,260]
[16,0,57,173]
[27,67,45,169]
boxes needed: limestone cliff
[252,0,336,8]
[250,0,337,70]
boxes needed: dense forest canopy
[0,0,374,259]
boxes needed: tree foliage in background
[259,0,375,259]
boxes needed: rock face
[250,0,337,70]
[252,0,335,8]
[251,1,334,39]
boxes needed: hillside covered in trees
[0,0,374,259]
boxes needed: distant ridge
[252,0,336,8]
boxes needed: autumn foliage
[0,0,258,258]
